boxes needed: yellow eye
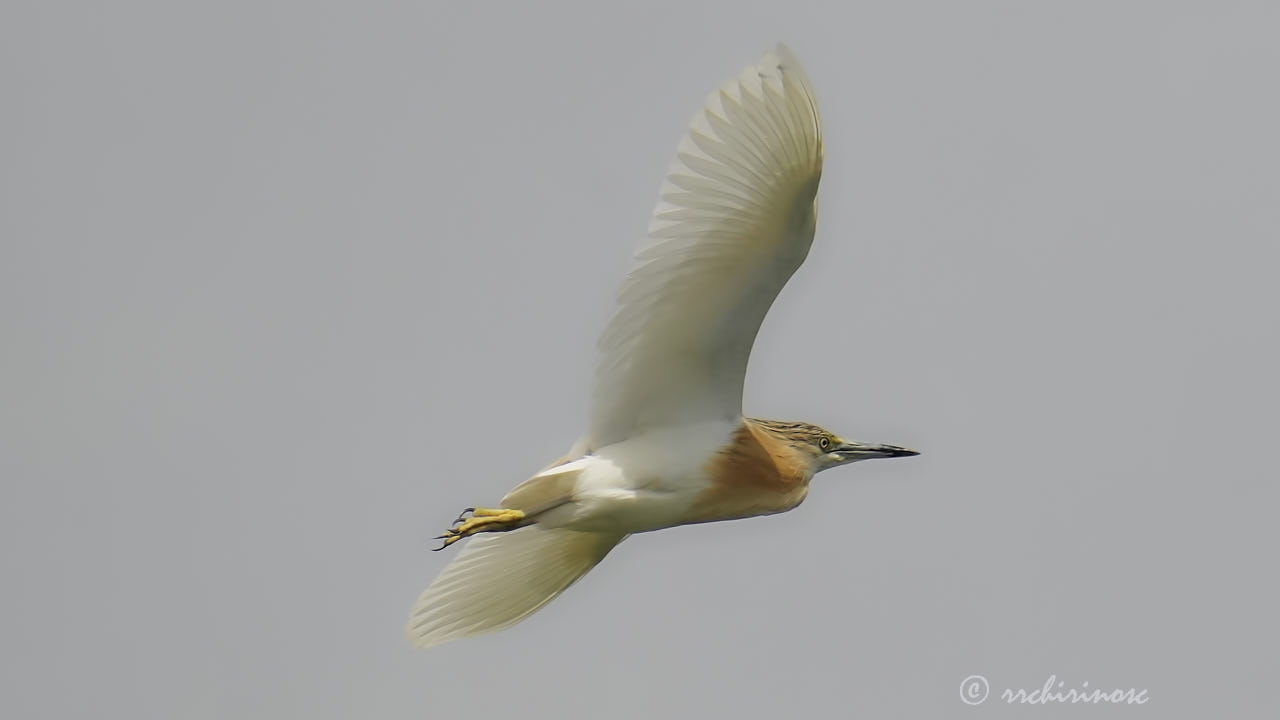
[819,437,831,450]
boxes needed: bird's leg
[433,507,527,551]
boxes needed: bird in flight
[408,44,917,648]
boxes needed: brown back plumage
[682,418,821,525]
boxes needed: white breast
[545,420,739,534]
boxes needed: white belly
[540,420,738,534]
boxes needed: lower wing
[406,526,625,648]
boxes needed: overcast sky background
[3,1,1278,718]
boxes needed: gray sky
[3,1,1277,718]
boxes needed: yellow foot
[433,507,527,551]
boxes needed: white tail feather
[406,527,624,648]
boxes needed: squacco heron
[408,44,917,649]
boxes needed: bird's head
[750,419,919,474]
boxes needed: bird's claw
[432,529,463,551]
[432,507,527,551]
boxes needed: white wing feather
[587,44,823,448]
[406,528,624,649]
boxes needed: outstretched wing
[406,527,625,649]
[587,44,824,448]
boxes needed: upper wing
[586,44,824,448]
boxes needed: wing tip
[405,624,445,649]
[405,615,463,649]
[759,42,810,82]
[762,42,821,134]
[771,42,800,68]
